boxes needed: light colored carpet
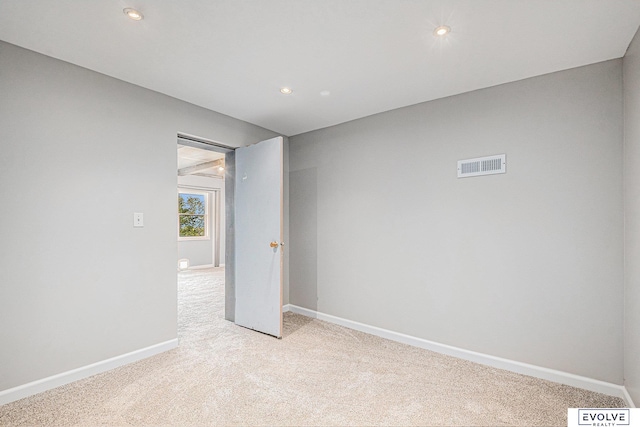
[0,268,624,426]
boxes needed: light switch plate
[133,212,144,227]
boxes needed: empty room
[1,1,640,426]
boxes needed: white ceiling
[178,145,225,178]
[1,1,640,137]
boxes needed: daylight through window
[178,192,207,238]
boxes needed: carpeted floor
[0,268,624,426]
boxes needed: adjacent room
[1,1,640,425]
[177,143,226,270]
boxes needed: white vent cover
[457,154,506,178]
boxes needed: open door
[233,136,284,338]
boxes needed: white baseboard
[189,264,215,270]
[0,339,178,406]
[285,304,634,407]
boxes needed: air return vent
[457,154,506,178]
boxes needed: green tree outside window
[178,193,206,237]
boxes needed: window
[178,191,208,239]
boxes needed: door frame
[176,132,288,325]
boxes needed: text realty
[581,410,628,426]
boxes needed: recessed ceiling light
[280,87,293,95]
[434,25,450,37]
[123,8,144,21]
[320,90,331,97]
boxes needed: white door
[234,136,283,338]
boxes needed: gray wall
[178,175,225,267]
[0,41,277,392]
[624,29,640,404]
[290,167,317,310]
[289,60,624,383]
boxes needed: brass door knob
[270,241,279,248]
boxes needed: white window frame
[177,189,210,241]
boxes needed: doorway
[176,133,286,335]
[176,133,235,323]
